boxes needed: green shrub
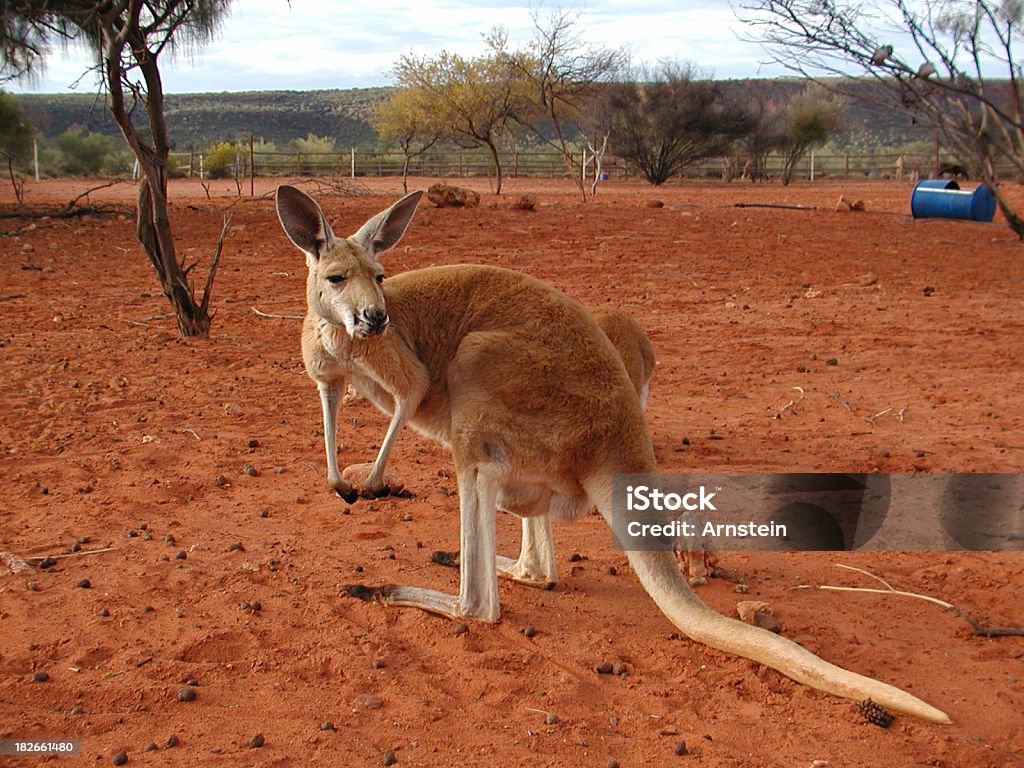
[205,141,239,179]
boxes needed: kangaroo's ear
[275,185,336,258]
[353,190,423,256]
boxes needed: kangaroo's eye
[326,274,346,285]
[375,274,385,284]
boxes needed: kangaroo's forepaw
[332,481,359,504]
[342,462,405,499]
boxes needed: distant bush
[205,141,240,179]
[55,129,115,176]
[289,134,338,175]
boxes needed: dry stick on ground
[24,547,116,562]
[797,564,1024,638]
[774,386,805,419]
[865,407,892,425]
[252,307,303,320]
[831,390,853,412]
[0,293,25,302]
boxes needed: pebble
[32,671,49,682]
[251,601,262,612]
[112,751,128,765]
[127,529,138,538]
[248,733,265,749]
[606,566,618,576]
[546,713,559,725]
[215,474,228,486]
[674,740,688,756]
[227,542,244,552]
[248,439,260,448]
[569,553,582,562]
[523,626,536,638]
[143,743,157,752]
[174,551,187,560]
[734,583,749,594]
[258,509,269,518]
[39,556,57,569]
[176,688,196,702]
[166,735,179,748]
[355,693,383,709]
[608,760,620,768]
[383,752,397,766]
[77,579,91,589]
[164,534,176,545]
[27,581,39,591]
[595,662,614,675]
[825,357,838,366]
[243,464,258,477]
[402,513,413,522]
[372,659,386,669]
[185,678,199,687]
[320,721,335,731]
[453,623,469,636]
[612,662,628,676]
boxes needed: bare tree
[740,0,1024,237]
[497,10,626,201]
[1,1,232,334]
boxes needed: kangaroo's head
[275,185,422,338]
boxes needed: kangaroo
[275,185,950,724]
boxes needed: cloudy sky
[9,1,790,94]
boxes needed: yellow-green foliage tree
[372,86,443,193]
[392,49,520,193]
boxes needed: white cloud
[8,0,784,94]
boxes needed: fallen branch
[734,202,819,211]
[0,293,25,302]
[252,307,303,320]
[59,178,130,214]
[797,563,1024,637]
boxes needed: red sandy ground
[1,176,1022,767]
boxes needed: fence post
[810,149,815,182]
[844,153,849,178]
[351,148,356,178]
[33,138,39,182]
[250,135,255,196]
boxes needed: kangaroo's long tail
[588,478,951,724]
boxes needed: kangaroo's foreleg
[318,380,358,503]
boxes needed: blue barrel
[911,179,997,222]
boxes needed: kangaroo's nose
[362,307,389,335]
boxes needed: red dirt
[1,177,1022,767]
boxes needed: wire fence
[168,146,979,185]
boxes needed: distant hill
[14,81,936,152]
[16,88,390,149]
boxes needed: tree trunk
[485,140,503,194]
[100,12,216,337]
